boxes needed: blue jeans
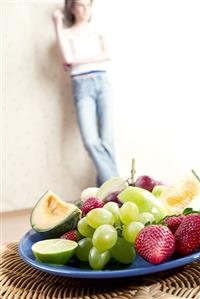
[72,72,119,186]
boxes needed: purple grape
[104,191,123,207]
[135,175,166,192]
[135,175,157,192]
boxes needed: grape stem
[130,158,136,186]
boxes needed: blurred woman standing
[52,0,119,186]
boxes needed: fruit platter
[19,164,200,278]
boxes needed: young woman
[52,0,119,186]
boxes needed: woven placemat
[0,242,200,299]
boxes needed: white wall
[2,0,200,211]
[2,1,95,211]
[94,0,200,183]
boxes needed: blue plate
[19,229,200,279]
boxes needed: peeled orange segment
[160,171,200,215]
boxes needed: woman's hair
[64,0,93,26]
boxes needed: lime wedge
[32,239,78,265]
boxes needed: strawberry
[174,214,200,256]
[163,215,186,234]
[60,229,79,241]
[135,225,175,264]
[81,197,104,215]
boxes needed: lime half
[32,239,78,265]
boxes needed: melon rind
[30,191,82,238]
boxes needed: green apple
[96,177,128,201]
[118,186,168,222]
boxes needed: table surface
[1,242,200,299]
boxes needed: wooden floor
[1,209,31,244]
